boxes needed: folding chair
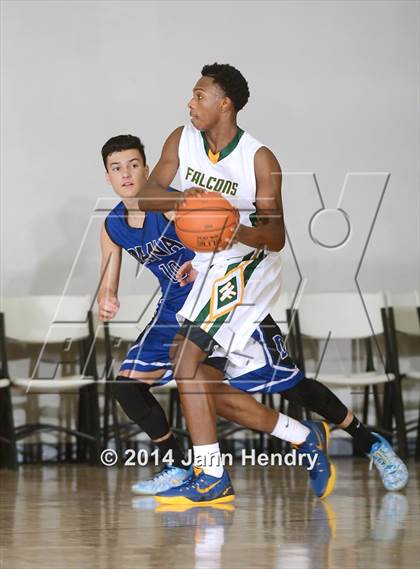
[0,311,17,468]
[290,292,408,458]
[1,296,101,464]
[386,291,420,459]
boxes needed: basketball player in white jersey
[137,63,334,504]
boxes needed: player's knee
[170,334,203,379]
[112,376,170,439]
[112,375,151,408]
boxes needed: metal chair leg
[0,386,17,469]
[88,384,101,465]
[415,398,420,461]
[391,378,409,459]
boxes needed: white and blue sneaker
[131,465,193,495]
[368,433,409,491]
[371,493,409,541]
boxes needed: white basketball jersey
[178,123,264,268]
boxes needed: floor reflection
[371,493,409,542]
[274,500,337,569]
[0,459,418,569]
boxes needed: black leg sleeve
[283,377,349,425]
[112,376,171,441]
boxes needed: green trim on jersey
[249,202,258,227]
[201,127,245,164]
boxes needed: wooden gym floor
[1,458,419,569]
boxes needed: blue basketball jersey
[104,190,194,312]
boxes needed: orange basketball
[175,191,239,252]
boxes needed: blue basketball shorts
[120,308,304,393]
[119,308,177,386]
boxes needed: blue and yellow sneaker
[368,433,409,491]
[155,467,235,505]
[295,420,336,499]
[131,465,193,495]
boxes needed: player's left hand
[98,296,120,321]
[176,260,198,286]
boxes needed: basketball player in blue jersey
[99,134,407,501]
[98,135,195,494]
[136,63,408,504]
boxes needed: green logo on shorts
[210,266,245,321]
[216,278,239,309]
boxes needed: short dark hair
[101,135,146,170]
[201,63,250,112]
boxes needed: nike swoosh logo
[196,479,222,494]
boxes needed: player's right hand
[98,296,120,321]
[175,187,207,211]
[176,261,198,287]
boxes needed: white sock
[271,414,310,444]
[193,442,224,478]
